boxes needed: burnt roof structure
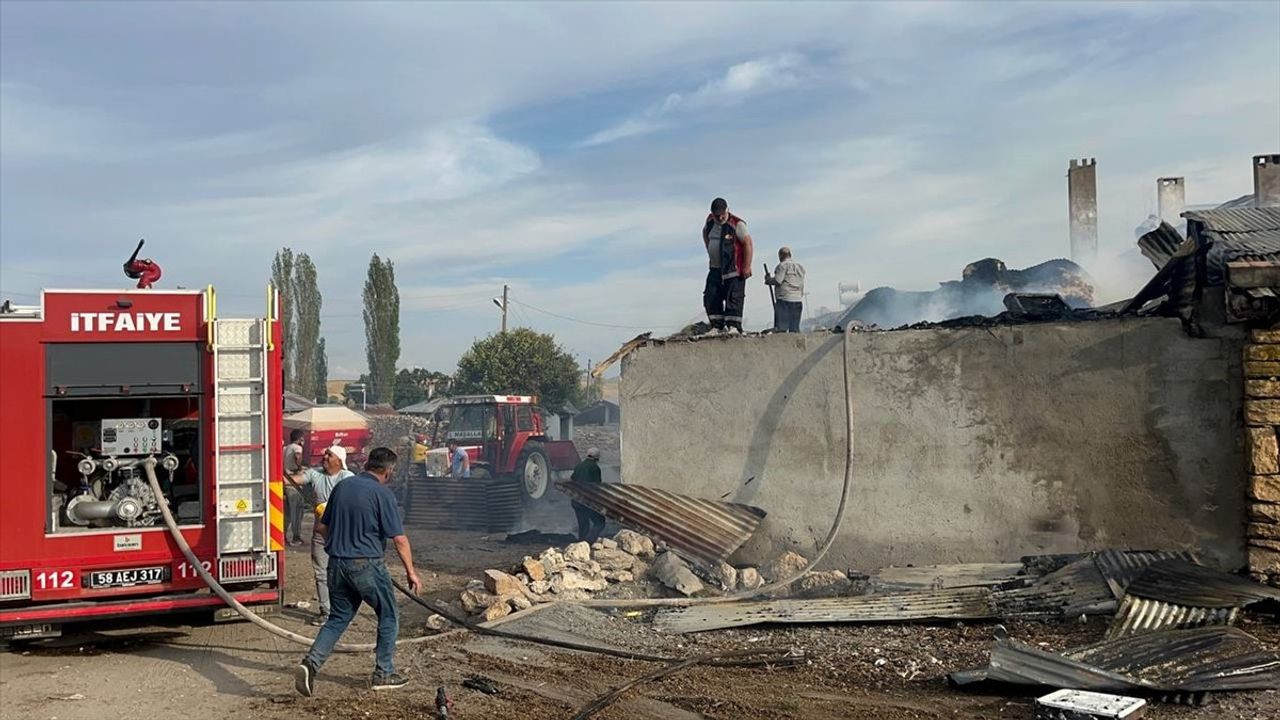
[1126,207,1280,327]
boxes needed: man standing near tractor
[702,197,754,334]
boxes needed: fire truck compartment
[49,397,204,534]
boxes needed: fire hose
[144,458,801,669]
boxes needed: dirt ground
[2,523,1278,720]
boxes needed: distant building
[577,399,620,426]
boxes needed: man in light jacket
[765,246,806,332]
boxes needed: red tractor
[401,395,580,531]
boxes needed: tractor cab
[426,395,579,502]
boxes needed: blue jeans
[303,557,399,676]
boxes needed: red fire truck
[0,286,285,642]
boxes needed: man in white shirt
[765,246,806,333]
[286,444,354,626]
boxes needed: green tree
[362,253,400,405]
[391,367,452,408]
[292,254,322,397]
[454,328,583,408]
[393,368,427,409]
[314,338,328,404]
[270,249,295,388]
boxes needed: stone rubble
[454,529,858,618]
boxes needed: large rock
[794,570,853,598]
[539,548,566,572]
[1245,400,1280,425]
[604,570,635,583]
[484,569,526,598]
[1248,545,1280,574]
[481,602,511,623]
[1249,429,1280,475]
[709,562,738,591]
[522,557,548,582]
[1247,344,1280,361]
[1248,380,1280,399]
[652,551,704,596]
[1250,502,1280,524]
[425,614,450,632]
[552,569,608,593]
[1249,475,1280,504]
[761,550,809,583]
[1250,523,1280,540]
[564,541,592,563]
[1246,361,1280,378]
[529,579,552,595]
[614,530,656,559]
[460,588,501,614]
[592,538,619,551]
[593,548,638,572]
[508,594,533,611]
[738,567,764,591]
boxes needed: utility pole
[492,285,510,333]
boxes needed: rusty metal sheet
[1092,550,1196,600]
[1124,560,1280,609]
[556,481,765,567]
[992,557,1116,618]
[956,627,1280,696]
[653,588,995,634]
[868,563,1029,592]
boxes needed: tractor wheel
[516,442,551,502]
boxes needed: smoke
[838,257,1102,328]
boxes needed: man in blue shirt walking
[295,447,422,696]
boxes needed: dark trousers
[773,300,803,332]
[304,558,399,676]
[703,269,746,330]
[284,487,304,542]
[572,501,606,543]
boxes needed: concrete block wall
[1244,328,1280,584]
[620,318,1247,570]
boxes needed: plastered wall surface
[619,318,1246,570]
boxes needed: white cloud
[580,53,809,147]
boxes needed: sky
[2,1,1278,379]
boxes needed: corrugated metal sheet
[653,588,995,634]
[556,481,765,567]
[1137,222,1186,269]
[1092,550,1196,600]
[1068,626,1280,693]
[958,627,1280,696]
[869,563,1029,592]
[1123,560,1280,608]
[1107,595,1238,640]
[1185,207,1280,235]
[991,556,1115,618]
[403,472,523,532]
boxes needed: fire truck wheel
[517,442,550,502]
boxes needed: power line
[507,296,679,330]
